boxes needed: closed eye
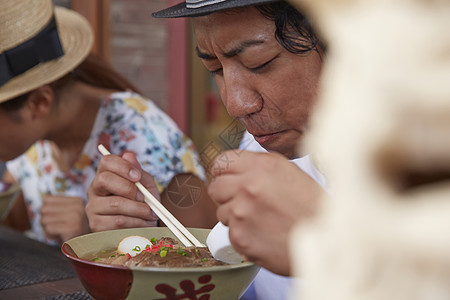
[208,55,279,76]
[249,55,279,73]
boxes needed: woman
[0,0,216,245]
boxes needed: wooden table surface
[0,225,91,299]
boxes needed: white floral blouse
[7,92,205,244]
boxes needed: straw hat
[152,0,281,18]
[0,0,93,103]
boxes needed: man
[156,0,327,271]
[87,0,326,298]
[155,0,323,160]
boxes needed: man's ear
[26,86,54,119]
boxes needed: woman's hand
[208,150,322,275]
[86,152,160,232]
[40,195,90,243]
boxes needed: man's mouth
[252,130,285,145]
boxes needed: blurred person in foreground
[88,0,328,298]
[0,0,216,246]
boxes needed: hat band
[186,0,227,9]
[0,15,64,87]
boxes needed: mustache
[238,117,286,136]
[233,95,296,134]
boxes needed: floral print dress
[6,92,205,244]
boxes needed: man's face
[193,6,323,158]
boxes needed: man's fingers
[209,150,242,177]
[208,174,239,205]
[209,150,278,177]
[215,202,231,226]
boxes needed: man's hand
[208,150,321,275]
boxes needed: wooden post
[167,0,190,133]
[71,0,111,63]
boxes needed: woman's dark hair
[0,92,30,112]
[69,54,141,93]
[0,54,141,112]
[257,2,324,55]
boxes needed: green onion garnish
[177,247,187,256]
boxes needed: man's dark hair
[257,2,324,55]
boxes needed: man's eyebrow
[195,40,265,60]
[223,40,265,58]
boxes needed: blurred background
[52,0,244,161]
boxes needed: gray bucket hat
[152,0,281,18]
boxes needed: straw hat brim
[152,0,280,18]
[0,6,94,103]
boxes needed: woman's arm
[1,171,30,231]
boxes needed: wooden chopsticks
[97,144,205,247]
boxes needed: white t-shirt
[239,131,327,300]
[239,131,328,191]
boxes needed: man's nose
[220,71,263,119]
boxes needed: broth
[85,237,228,268]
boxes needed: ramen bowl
[62,227,260,300]
[0,181,21,221]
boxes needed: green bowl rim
[62,227,259,272]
